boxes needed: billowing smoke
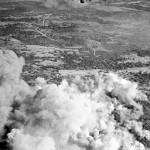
[0,49,25,137]
[0,48,150,150]
[40,0,92,8]
[0,0,92,8]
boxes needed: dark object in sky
[80,0,85,3]
[80,0,91,3]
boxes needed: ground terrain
[0,0,150,148]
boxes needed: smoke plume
[40,0,92,8]
[0,49,25,137]
[0,49,150,150]
[0,0,92,8]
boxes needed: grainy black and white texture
[0,0,150,150]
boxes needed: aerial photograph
[0,0,150,150]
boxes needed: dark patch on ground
[0,1,48,17]
[129,72,150,85]
[0,17,38,22]
[132,48,150,57]
[0,6,26,17]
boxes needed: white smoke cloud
[0,49,25,137]
[0,49,150,150]
[0,0,92,8]
[40,0,92,8]
[8,129,56,150]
